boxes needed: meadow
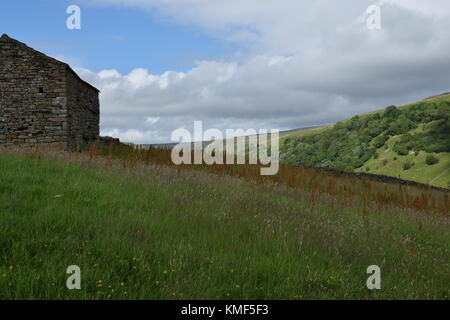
[0,145,449,300]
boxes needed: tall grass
[0,146,448,300]
[95,142,449,216]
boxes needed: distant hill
[280,94,450,189]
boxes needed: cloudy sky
[2,0,450,143]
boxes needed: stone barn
[0,34,100,150]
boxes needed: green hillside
[280,94,450,189]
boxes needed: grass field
[0,148,449,300]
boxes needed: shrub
[426,155,439,165]
[403,162,413,170]
[394,144,409,156]
[346,116,362,130]
[373,135,389,148]
[386,115,417,136]
[382,159,388,166]
[384,105,401,118]
[373,152,379,159]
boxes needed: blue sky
[1,1,449,144]
[0,0,235,74]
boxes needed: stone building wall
[0,34,100,150]
[0,35,68,149]
[65,68,100,150]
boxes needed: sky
[1,0,450,143]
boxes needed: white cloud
[73,0,450,143]
[381,0,450,17]
[98,69,121,79]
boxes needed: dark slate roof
[0,34,100,93]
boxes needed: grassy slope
[281,95,450,188]
[356,123,450,187]
[0,152,449,299]
[279,125,332,142]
